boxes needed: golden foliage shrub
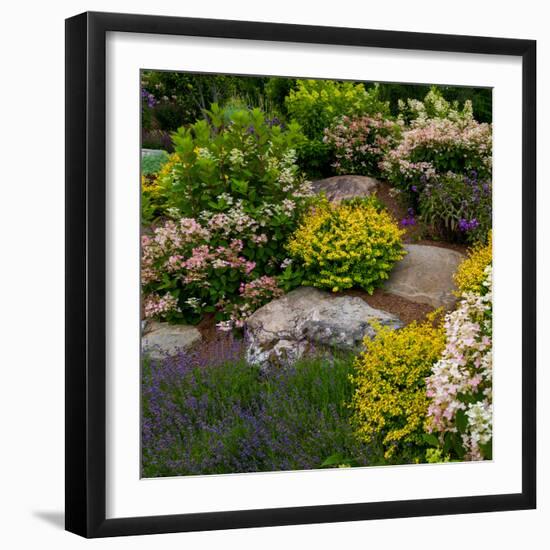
[350,316,446,461]
[287,197,405,294]
[454,231,492,295]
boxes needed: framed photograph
[65,11,536,538]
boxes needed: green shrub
[142,104,314,325]
[454,232,492,295]
[285,80,390,177]
[141,150,170,175]
[285,80,389,141]
[286,197,405,294]
[141,175,167,223]
[418,172,492,243]
[350,316,446,462]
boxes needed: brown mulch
[195,313,220,341]
[341,288,436,326]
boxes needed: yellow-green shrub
[141,152,183,223]
[141,175,167,223]
[286,197,405,294]
[350,317,446,462]
[454,231,492,295]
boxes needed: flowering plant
[141,175,167,224]
[397,87,475,125]
[454,233,493,295]
[142,104,313,325]
[350,315,446,462]
[323,114,402,177]
[380,116,492,192]
[142,220,281,325]
[417,172,492,243]
[285,80,390,142]
[425,265,493,461]
[286,197,405,294]
[285,80,390,176]
[157,104,312,272]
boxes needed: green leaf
[422,433,440,448]
[455,409,468,433]
[479,440,493,460]
[320,453,344,467]
[451,433,466,459]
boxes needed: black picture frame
[65,11,536,538]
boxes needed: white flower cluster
[426,265,493,460]
[228,147,246,167]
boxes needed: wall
[0,1,546,548]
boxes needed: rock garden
[140,75,493,476]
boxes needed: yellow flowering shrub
[142,152,182,222]
[156,152,181,184]
[454,231,492,295]
[141,175,167,223]
[287,198,405,293]
[350,316,446,461]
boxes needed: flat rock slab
[384,244,464,309]
[245,287,402,368]
[141,148,168,157]
[311,175,380,203]
[142,321,202,361]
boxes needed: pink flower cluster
[426,266,493,460]
[217,276,284,331]
[380,117,492,184]
[143,292,179,318]
[323,115,401,176]
[141,218,211,285]
[142,216,261,321]
[180,240,256,284]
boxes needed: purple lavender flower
[141,88,157,108]
[141,347,371,477]
[458,218,480,232]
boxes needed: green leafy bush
[286,197,405,294]
[141,175,167,223]
[142,104,314,324]
[141,150,170,175]
[454,232,493,295]
[285,80,390,177]
[286,80,389,141]
[418,172,492,243]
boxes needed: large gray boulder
[311,175,380,203]
[245,287,402,368]
[142,321,202,361]
[384,244,464,309]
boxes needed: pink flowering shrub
[425,265,493,460]
[380,117,492,191]
[142,104,313,325]
[142,220,281,324]
[379,88,492,243]
[323,114,402,177]
[217,276,284,331]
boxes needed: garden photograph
[140,72,493,478]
